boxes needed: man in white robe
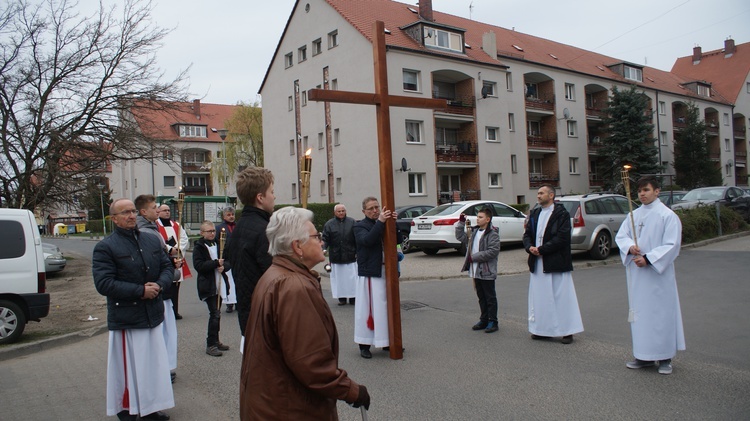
[322,204,358,305]
[523,185,584,344]
[615,176,685,375]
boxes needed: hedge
[675,204,749,244]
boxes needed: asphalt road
[2,235,748,420]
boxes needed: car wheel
[589,231,611,260]
[401,234,413,253]
[0,300,26,345]
[422,247,439,255]
[457,243,467,256]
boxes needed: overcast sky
[83,0,750,105]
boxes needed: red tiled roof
[671,41,750,103]
[260,0,734,105]
[130,100,237,142]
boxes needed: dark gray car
[395,204,433,253]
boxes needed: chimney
[692,46,702,64]
[192,99,201,120]
[419,0,434,22]
[725,38,736,57]
[482,31,497,60]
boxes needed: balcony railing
[735,175,748,187]
[183,185,213,194]
[435,142,477,163]
[527,134,558,150]
[673,117,687,130]
[529,172,560,188]
[709,152,721,161]
[706,124,719,136]
[585,106,606,118]
[433,94,475,116]
[589,174,604,187]
[525,93,555,111]
[438,190,480,204]
[734,127,746,139]
[735,151,747,165]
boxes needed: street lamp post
[218,129,229,205]
[97,184,106,236]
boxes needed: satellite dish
[400,157,410,172]
[480,85,490,99]
[563,108,570,119]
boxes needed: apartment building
[259,0,748,211]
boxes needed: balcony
[527,134,558,151]
[435,142,477,163]
[673,117,687,131]
[706,123,719,136]
[433,94,475,116]
[589,173,604,187]
[585,106,606,119]
[735,151,747,166]
[529,172,560,188]
[183,185,213,195]
[438,190,480,204]
[525,93,555,111]
[709,152,721,162]
[734,127,746,139]
[588,138,604,153]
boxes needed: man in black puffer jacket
[322,204,357,305]
[93,198,175,421]
[223,167,275,340]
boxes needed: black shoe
[531,334,552,340]
[484,322,499,333]
[216,342,230,351]
[561,335,574,344]
[174,314,183,320]
[349,298,356,305]
[142,411,170,420]
[472,321,488,331]
[360,348,372,359]
[117,410,137,421]
[170,371,176,383]
[226,304,234,313]
[206,346,223,357]
[337,300,347,306]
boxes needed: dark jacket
[240,256,360,420]
[93,226,174,330]
[455,221,501,280]
[322,216,357,264]
[193,237,233,301]
[216,220,236,242]
[523,203,574,273]
[224,205,273,336]
[137,215,175,298]
[353,217,384,277]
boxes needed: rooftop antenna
[469,1,474,20]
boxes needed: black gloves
[353,385,371,410]
[459,213,467,223]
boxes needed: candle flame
[623,164,632,170]
[305,149,312,156]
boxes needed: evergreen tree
[598,85,660,195]
[673,103,722,189]
[80,182,112,220]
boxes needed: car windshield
[422,203,465,216]
[682,188,724,201]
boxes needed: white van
[0,209,50,344]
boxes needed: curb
[0,322,108,362]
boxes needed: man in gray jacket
[455,207,501,333]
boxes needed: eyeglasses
[364,206,380,211]
[115,209,138,216]
[308,233,323,241]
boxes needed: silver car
[43,242,66,273]
[556,193,637,260]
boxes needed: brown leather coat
[240,256,360,420]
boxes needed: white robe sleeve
[615,216,636,265]
[179,225,189,251]
[644,211,681,275]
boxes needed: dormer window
[623,65,642,82]
[697,84,710,97]
[423,26,463,53]
[178,125,207,138]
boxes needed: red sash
[157,220,192,279]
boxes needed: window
[403,69,420,91]
[516,195,525,204]
[301,91,307,106]
[505,73,513,91]
[334,128,340,146]
[298,45,307,63]
[185,175,207,188]
[567,120,578,137]
[726,163,732,176]
[486,127,499,142]
[529,158,543,175]
[179,125,207,138]
[482,81,496,97]
[162,150,174,160]
[336,177,342,195]
[164,176,175,187]
[289,139,295,155]
[569,157,579,174]
[436,127,458,148]
[318,132,324,149]
[182,150,207,165]
[423,27,463,52]
[331,79,338,90]
[528,121,541,136]
[320,180,326,196]
[285,53,293,68]
[288,96,293,111]
[658,101,666,115]
[623,65,642,82]
[511,155,517,173]
[292,183,297,199]
[134,179,137,188]
[303,136,308,151]
[0,221,25,259]
[725,138,731,151]
[723,113,730,125]
[747,82,750,93]
[328,30,338,49]
[312,38,322,56]
[488,173,502,188]
[508,113,515,131]
[697,85,710,97]
[660,131,668,146]
[405,121,422,143]
[525,83,538,99]
[408,173,426,195]
[564,83,575,100]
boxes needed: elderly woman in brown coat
[240,206,370,420]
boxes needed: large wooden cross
[308,21,446,360]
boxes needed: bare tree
[212,101,263,189]
[0,0,189,210]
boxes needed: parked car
[43,242,66,273]
[556,193,638,260]
[409,200,526,255]
[672,186,750,221]
[395,205,434,253]
[658,190,687,208]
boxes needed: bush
[511,203,530,213]
[86,218,113,234]
[675,204,749,244]
[273,203,338,232]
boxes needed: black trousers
[474,278,498,323]
[205,295,222,347]
[171,282,181,315]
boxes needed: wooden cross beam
[308,21,446,360]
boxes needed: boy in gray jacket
[455,207,501,333]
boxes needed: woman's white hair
[266,206,314,256]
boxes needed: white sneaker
[658,361,673,375]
